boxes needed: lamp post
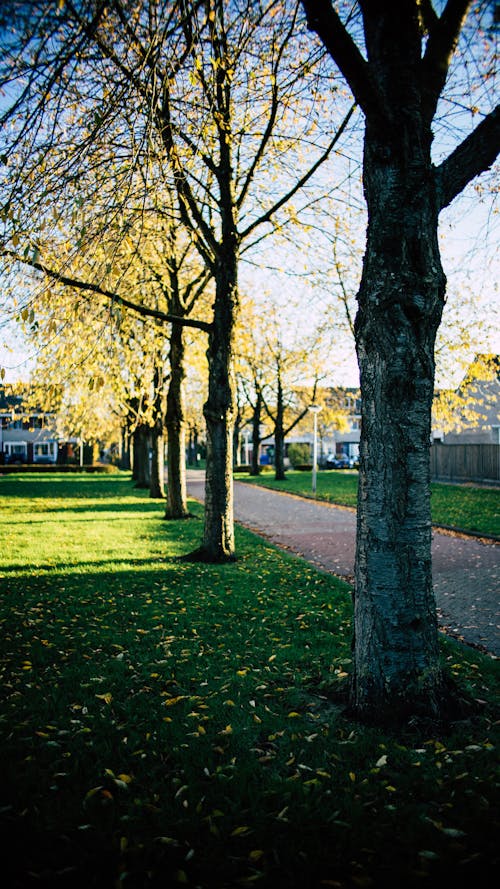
[308,404,322,494]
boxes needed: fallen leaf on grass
[231,825,252,837]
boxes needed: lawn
[237,470,500,538]
[0,472,499,888]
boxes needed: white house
[0,387,59,464]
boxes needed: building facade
[0,387,59,464]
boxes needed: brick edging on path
[237,478,499,545]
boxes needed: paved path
[186,472,500,657]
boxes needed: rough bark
[187,246,238,562]
[165,322,190,518]
[350,13,448,721]
[303,0,499,724]
[352,132,447,720]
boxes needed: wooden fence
[430,443,500,484]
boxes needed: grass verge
[237,470,500,538]
[0,472,499,888]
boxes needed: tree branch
[434,105,500,210]
[421,0,471,122]
[240,102,356,240]
[235,7,298,211]
[301,0,386,123]
[1,250,212,333]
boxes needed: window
[7,443,27,456]
[34,442,55,460]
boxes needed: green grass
[237,470,500,537]
[0,473,499,888]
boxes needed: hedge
[0,463,120,475]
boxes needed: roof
[0,387,23,412]
[0,384,55,415]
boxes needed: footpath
[186,471,500,658]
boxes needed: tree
[0,0,355,561]
[302,0,500,721]
[259,315,324,480]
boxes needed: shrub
[0,463,119,475]
[287,443,311,467]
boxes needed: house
[270,385,361,465]
[432,354,500,444]
[0,386,60,464]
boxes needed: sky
[0,1,498,390]
[1,178,498,390]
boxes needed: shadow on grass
[1,563,499,888]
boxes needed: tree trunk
[120,427,131,471]
[165,322,190,518]
[250,388,262,476]
[150,427,165,499]
[274,372,286,481]
[150,361,166,500]
[233,412,241,468]
[190,249,238,562]
[133,423,151,489]
[351,113,448,722]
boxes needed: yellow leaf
[95,693,112,704]
[349,772,356,782]
[117,774,133,784]
[164,696,186,706]
[249,850,264,861]
[287,712,301,718]
[220,725,232,735]
[231,825,251,836]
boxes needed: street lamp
[308,404,322,494]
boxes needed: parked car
[326,454,351,469]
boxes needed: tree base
[346,670,478,731]
[179,545,237,564]
[163,510,195,521]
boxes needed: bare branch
[239,103,356,240]
[235,7,299,211]
[434,105,500,210]
[301,0,385,123]
[421,0,471,122]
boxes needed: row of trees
[0,0,498,723]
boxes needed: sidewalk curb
[237,478,499,545]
